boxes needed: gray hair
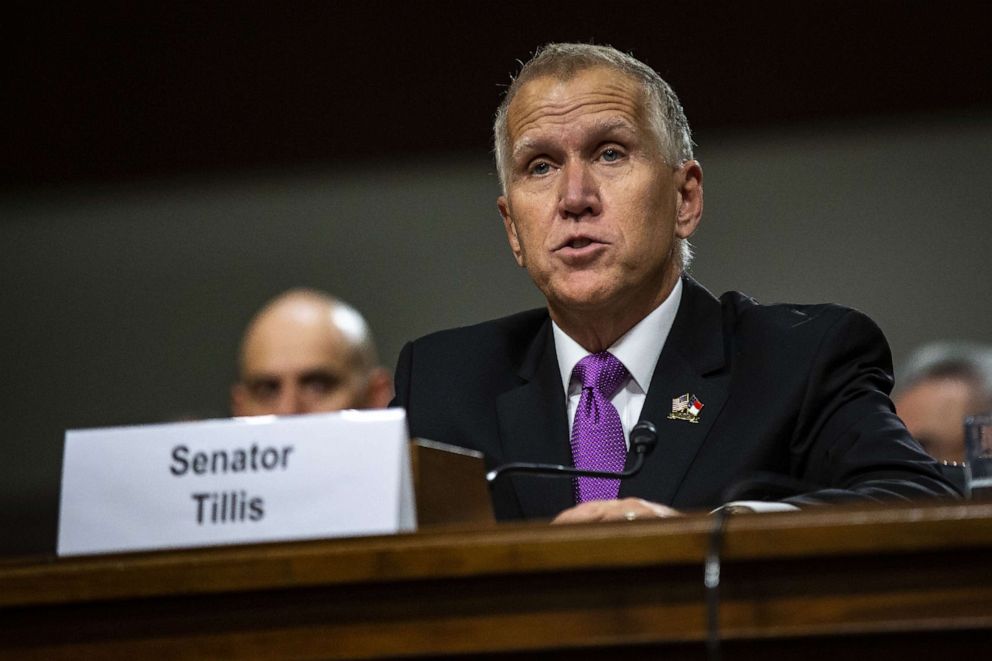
[493,42,696,269]
[896,341,992,409]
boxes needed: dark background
[2,1,991,555]
[6,1,990,188]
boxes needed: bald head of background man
[231,289,393,416]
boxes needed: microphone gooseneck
[485,420,658,486]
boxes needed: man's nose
[557,161,601,219]
[274,386,307,415]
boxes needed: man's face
[231,304,370,416]
[895,377,975,462]
[497,66,701,321]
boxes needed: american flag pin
[668,393,704,423]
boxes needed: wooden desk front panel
[2,503,991,659]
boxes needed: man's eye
[600,148,622,162]
[530,161,551,175]
[249,381,279,400]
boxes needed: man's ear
[497,195,525,267]
[230,383,247,416]
[674,160,704,240]
[364,368,394,409]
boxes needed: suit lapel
[496,318,574,518]
[620,276,731,506]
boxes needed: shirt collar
[553,277,683,394]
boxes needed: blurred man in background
[894,341,992,462]
[232,289,392,416]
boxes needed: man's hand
[551,497,681,524]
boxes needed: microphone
[485,420,658,486]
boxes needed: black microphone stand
[485,420,658,486]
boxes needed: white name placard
[57,408,415,556]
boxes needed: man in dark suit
[393,43,956,523]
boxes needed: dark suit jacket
[393,276,957,520]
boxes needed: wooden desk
[2,502,991,659]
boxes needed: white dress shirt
[553,278,682,449]
[551,279,797,514]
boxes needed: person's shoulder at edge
[715,286,886,348]
[681,274,862,322]
[715,288,961,501]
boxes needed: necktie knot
[573,351,628,398]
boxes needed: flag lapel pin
[668,393,704,423]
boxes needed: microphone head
[630,420,658,455]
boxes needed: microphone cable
[485,420,658,485]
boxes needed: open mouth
[557,236,602,251]
[554,236,607,262]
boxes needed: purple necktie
[570,351,629,503]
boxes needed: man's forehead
[512,116,639,153]
[506,68,648,143]
[242,363,343,380]
[243,318,352,372]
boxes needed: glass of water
[965,415,992,500]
